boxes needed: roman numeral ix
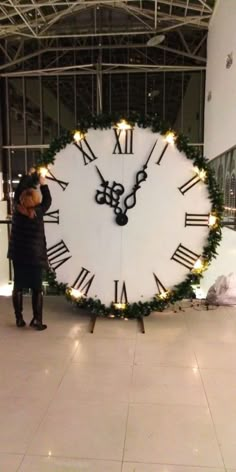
[171,244,200,270]
[113,128,133,155]
[72,267,95,296]
[74,137,97,165]
[47,240,71,270]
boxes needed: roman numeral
[185,213,209,227]
[46,170,69,191]
[74,137,97,165]
[153,273,167,296]
[114,280,128,303]
[113,129,133,155]
[156,142,169,165]
[72,267,95,296]
[47,240,71,270]
[171,244,200,270]
[44,210,59,224]
[178,174,201,195]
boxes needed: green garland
[38,113,224,318]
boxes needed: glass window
[8,78,24,145]
[25,78,41,145]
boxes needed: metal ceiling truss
[0,1,214,40]
[0,62,206,77]
[0,35,207,74]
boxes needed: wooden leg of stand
[138,316,145,334]
[90,314,97,333]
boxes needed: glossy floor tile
[1,296,236,470]
[18,456,122,471]
[122,465,225,472]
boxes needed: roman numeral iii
[113,129,134,155]
[114,280,128,303]
[47,240,71,270]
[185,213,209,227]
[74,137,97,165]
[171,244,200,270]
[72,267,95,296]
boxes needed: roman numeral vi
[114,280,128,303]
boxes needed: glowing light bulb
[193,258,204,272]
[70,288,84,299]
[113,302,126,310]
[194,167,207,181]
[208,214,217,227]
[165,131,176,144]
[157,290,169,300]
[73,130,85,142]
[116,119,132,130]
[38,167,48,177]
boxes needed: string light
[192,258,207,274]
[157,290,170,300]
[38,167,48,177]
[68,287,85,300]
[224,206,236,212]
[194,167,207,181]
[165,131,176,145]
[73,130,86,142]
[208,214,218,227]
[113,302,126,310]
[116,119,132,130]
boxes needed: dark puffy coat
[8,185,52,267]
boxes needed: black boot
[12,289,26,327]
[31,290,47,331]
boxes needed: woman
[8,173,52,330]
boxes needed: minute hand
[123,139,158,214]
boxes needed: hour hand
[95,166,125,209]
[95,165,108,186]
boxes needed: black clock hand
[95,166,125,213]
[123,139,158,214]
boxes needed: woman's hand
[39,175,47,186]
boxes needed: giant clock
[40,116,222,316]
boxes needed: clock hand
[95,166,125,212]
[123,139,158,214]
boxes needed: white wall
[202,0,236,295]
[204,0,236,159]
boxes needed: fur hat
[18,188,41,218]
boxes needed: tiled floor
[0,295,236,471]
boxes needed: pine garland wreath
[38,113,224,318]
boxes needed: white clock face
[44,126,211,306]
